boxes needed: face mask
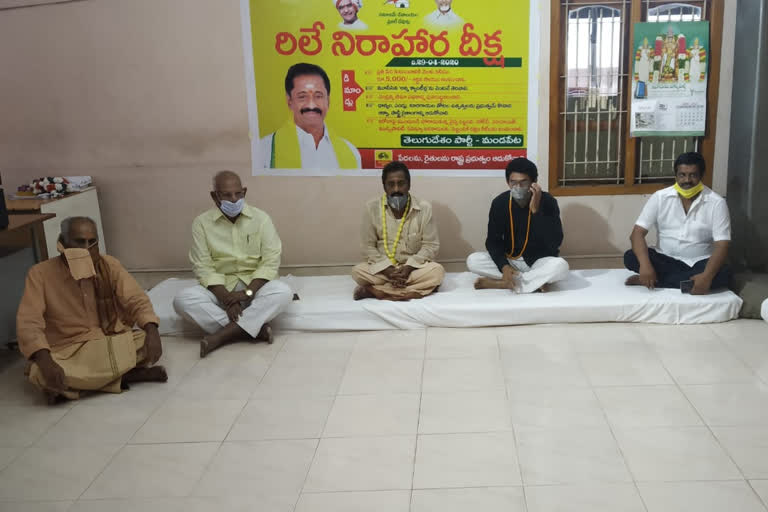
[219,198,245,217]
[387,194,409,210]
[57,241,97,280]
[510,187,530,201]
[674,181,703,199]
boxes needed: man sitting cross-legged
[174,171,293,357]
[17,216,166,404]
[468,158,569,293]
[352,161,445,301]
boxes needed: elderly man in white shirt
[260,63,361,170]
[624,152,731,295]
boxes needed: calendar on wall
[630,21,709,137]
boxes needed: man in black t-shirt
[467,158,569,293]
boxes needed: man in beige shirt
[174,171,293,357]
[353,161,445,301]
[17,216,166,403]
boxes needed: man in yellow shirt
[174,171,293,357]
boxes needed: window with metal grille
[549,0,722,196]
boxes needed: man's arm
[629,224,657,289]
[691,240,729,295]
[16,267,66,391]
[530,194,564,256]
[190,218,227,293]
[485,197,511,273]
[362,201,394,275]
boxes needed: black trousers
[624,248,731,290]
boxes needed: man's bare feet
[625,274,642,286]
[256,323,274,344]
[474,277,519,291]
[353,285,376,300]
[200,323,250,358]
[123,365,168,383]
[535,283,549,293]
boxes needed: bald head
[212,170,242,192]
[59,216,98,249]
[210,170,247,218]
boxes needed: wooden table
[0,213,56,261]
[5,187,106,256]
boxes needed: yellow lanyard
[381,194,411,265]
[505,195,532,260]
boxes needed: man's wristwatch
[244,288,254,298]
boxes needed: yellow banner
[246,0,531,172]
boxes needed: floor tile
[614,426,742,481]
[71,496,289,512]
[228,396,335,441]
[83,442,219,499]
[254,357,348,397]
[638,481,767,512]
[174,353,268,400]
[413,432,521,488]
[353,330,425,360]
[0,444,24,472]
[516,426,631,485]
[280,332,358,356]
[0,405,70,447]
[411,487,526,512]
[304,436,414,492]
[338,358,423,395]
[425,328,499,359]
[0,502,73,512]
[682,382,768,426]
[323,394,419,437]
[0,443,121,500]
[525,324,647,353]
[37,403,155,447]
[130,398,245,443]
[422,359,505,392]
[418,391,511,434]
[579,352,673,386]
[750,480,768,508]
[638,324,722,347]
[507,387,607,428]
[295,490,411,512]
[525,483,646,512]
[193,439,317,501]
[500,343,590,389]
[594,386,703,428]
[658,349,756,385]
[713,426,768,479]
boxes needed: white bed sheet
[762,298,768,323]
[147,270,742,334]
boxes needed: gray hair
[212,170,242,191]
[59,216,97,245]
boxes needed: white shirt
[338,19,368,30]
[635,185,731,266]
[260,124,362,169]
[424,9,464,28]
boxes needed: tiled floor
[1,320,768,511]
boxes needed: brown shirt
[361,194,440,274]
[16,255,159,360]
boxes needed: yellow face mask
[57,241,97,280]
[674,181,703,199]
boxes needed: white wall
[0,0,736,269]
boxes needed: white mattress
[762,298,768,323]
[147,270,743,334]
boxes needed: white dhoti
[467,252,570,294]
[173,280,293,337]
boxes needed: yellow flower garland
[381,193,411,265]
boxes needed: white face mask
[510,187,530,201]
[219,198,245,217]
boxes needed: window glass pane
[561,3,628,186]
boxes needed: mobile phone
[680,280,694,294]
